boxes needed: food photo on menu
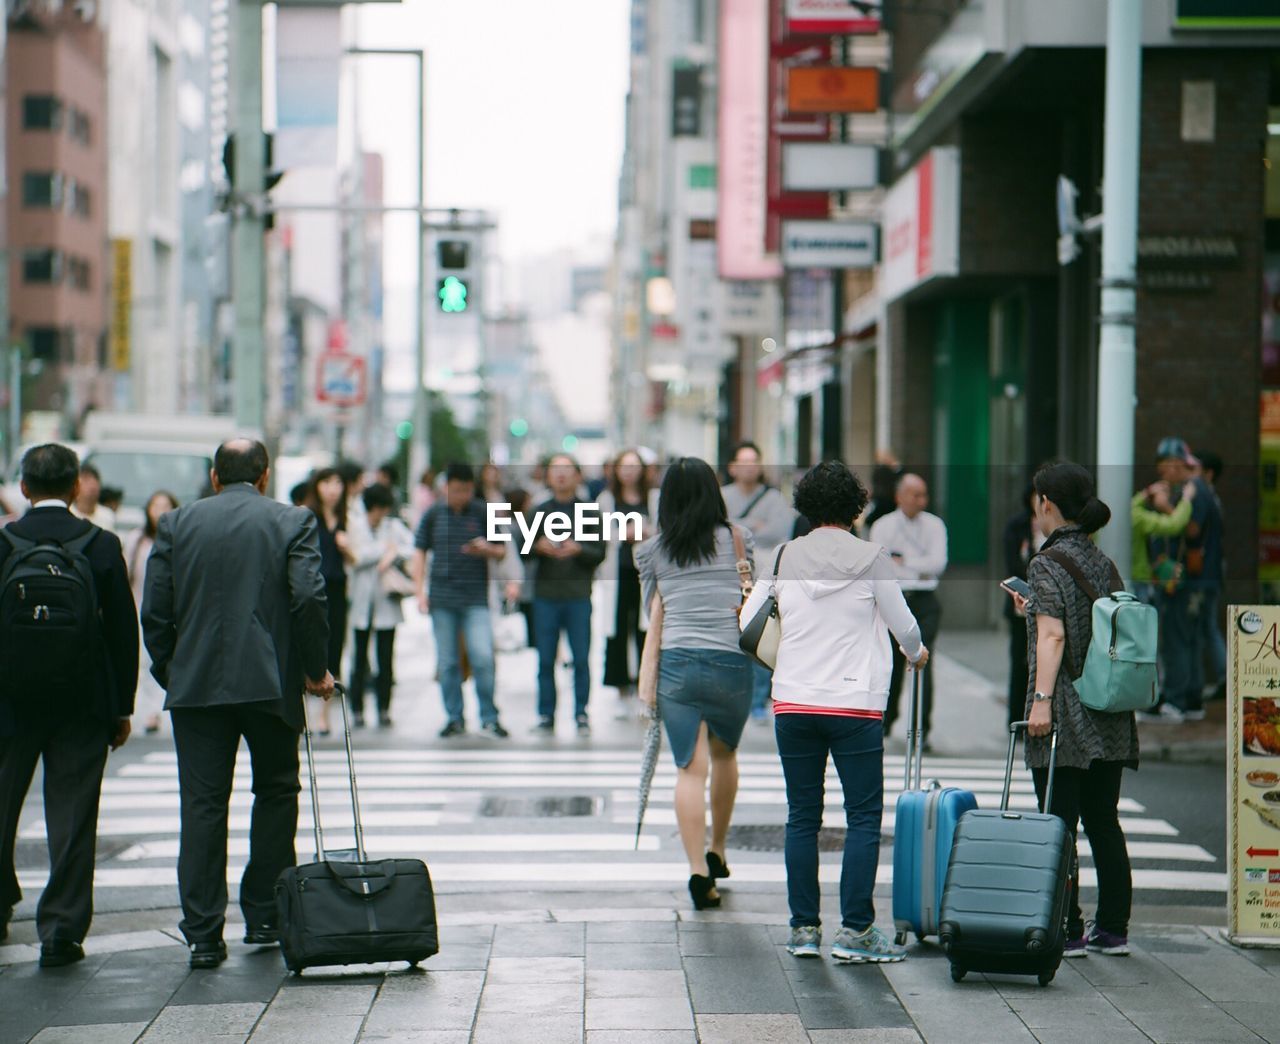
[1242,696,1280,757]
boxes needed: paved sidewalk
[0,900,1276,1043]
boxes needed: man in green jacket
[1131,478,1195,601]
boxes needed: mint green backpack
[1041,548,1159,713]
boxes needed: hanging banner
[275,7,341,168]
[1228,604,1280,947]
[109,239,132,372]
[719,0,783,280]
[786,67,880,114]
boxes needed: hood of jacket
[781,527,882,600]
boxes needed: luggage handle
[902,663,926,792]
[301,682,368,864]
[1004,720,1057,814]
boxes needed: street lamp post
[231,0,265,432]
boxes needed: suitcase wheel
[1038,970,1055,987]
[894,931,907,946]
[950,963,967,983]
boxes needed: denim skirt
[657,648,753,768]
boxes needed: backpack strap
[1040,546,1123,602]
[0,529,33,555]
[63,528,100,558]
[737,487,768,520]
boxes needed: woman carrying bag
[636,458,754,911]
[1009,461,1138,959]
[741,461,927,963]
[347,483,416,727]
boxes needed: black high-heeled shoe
[706,850,731,880]
[689,874,721,910]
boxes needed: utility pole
[231,0,265,432]
[1094,0,1142,579]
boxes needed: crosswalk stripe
[114,834,661,860]
[14,863,1228,892]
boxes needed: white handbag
[739,545,785,670]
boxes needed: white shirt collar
[30,500,70,510]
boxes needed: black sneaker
[0,905,11,944]
[575,714,591,735]
[243,926,279,946]
[378,712,393,728]
[189,940,228,969]
[438,719,466,739]
[532,717,555,734]
[39,940,85,968]
[482,721,510,739]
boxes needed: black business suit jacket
[142,483,329,731]
[0,504,139,737]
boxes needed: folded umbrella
[635,702,663,850]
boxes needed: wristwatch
[1032,691,1053,703]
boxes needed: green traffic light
[395,420,413,440]
[439,276,469,313]
[562,434,579,452]
[509,418,529,438]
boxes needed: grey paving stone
[992,972,1147,1039]
[485,956,584,985]
[585,970,687,999]
[1149,944,1280,1003]
[1115,1006,1265,1044]
[879,957,1037,1044]
[166,968,283,1007]
[584,1033,696,1044]
[78,960,189,997]
[491,923,586,958]
[1221,1002,1280,1042]
[807,1032,923,1044]
[683,956,797,1015]
[471,1012,583,1044]
[587,923,677,945]
[784,960,914,1031]
[137,1001,266,1042]
[414,943,492,971]
[479,982,584,1016]
[585,944,683,970]
[355,1034,470,1044]
[361,971,484,1034]
[694,1014,810,1044]
[677,925,771,958]
[261,983,377,1016]
[46,990,175,1028]
[248,1013,365,1044]
[585,997,694,1031]
[29,1025,150,1044]
[1026,1028,1152,1044]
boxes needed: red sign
[1251,847,1280,858]
[786,67,880,114]
[316,353,367,408]
[785,0,880,36]
[326,320,348,352]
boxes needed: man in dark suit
[0,444,138,967]
[143,438,332,969]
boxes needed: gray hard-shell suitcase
[275,684,439,974]
[938,721,1071,987]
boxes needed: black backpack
[0,527,102,708]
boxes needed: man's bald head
[213,438,270,490]
[896,473,928,518]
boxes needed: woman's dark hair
[306,467,348,531]
[657,457,729,568]
[793,461,869,527]
[143,490,180,539]
[21,443,80,497]
[608,447,650,504]
[362,483,395,513]
[1033,461,1111,534]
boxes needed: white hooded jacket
[740,527,924,714]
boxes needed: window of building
[68,257,91,291]
[22,249,63,285]
[27,327,70,362]
[22,95,63,131]
[66,180,91,218]
[21,171,62,209]
[68,108,91,146]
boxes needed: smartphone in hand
[1000,576,1031,599]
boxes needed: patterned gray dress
[1024,526,1140,771]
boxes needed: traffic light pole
[231,0,265,432]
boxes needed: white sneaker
[1182,708,1206,722]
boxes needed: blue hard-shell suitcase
[891,666,979,944]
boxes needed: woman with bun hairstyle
[1008,461,1138,959]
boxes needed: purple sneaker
[1063,934,1089,958]
[1086,927,1130,956]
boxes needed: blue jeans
[1157,586,1205,713]
[750,661,773,715]
[431,605,498,725]
[775,714,884,931]
[1196,587,1225,691]
[534,597,592,719]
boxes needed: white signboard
[880,146,960,301]
[785,0,881,34]
[782,221,878,269]
[783,143,880,192]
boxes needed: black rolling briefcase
[938,721,1071,987]
[276,684,439,974]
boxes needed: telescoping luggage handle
[902,663,928,792]
[1004,720,1058,815]
[301,682,368,863]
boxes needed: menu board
[1228,605,1280,946]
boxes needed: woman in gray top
[1011,461,1137,959]
[637,458,754,911]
